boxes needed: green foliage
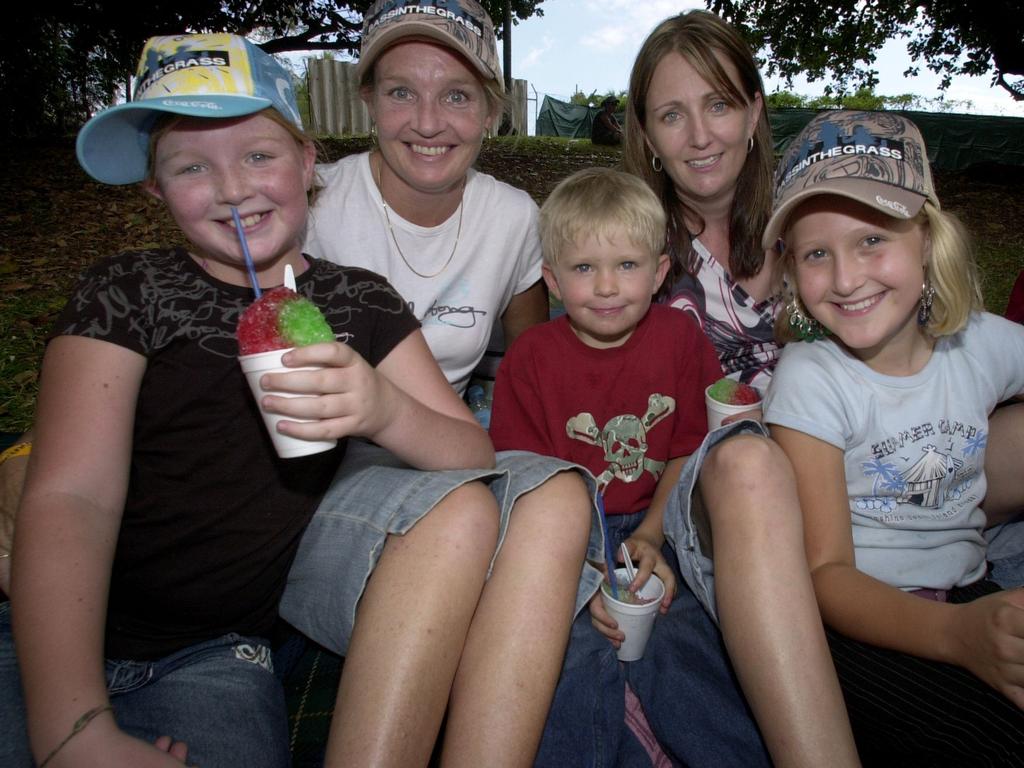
[0,292,63,432]
[765,91,805,109]
[485,0,547,38]
[1,10,129,139]
[708,0,1024,100]
[765,88,974,114]
[290,66,313,128]
[1,1,547,139]
[570,89,627,109]
[569,89,601,107]
[828,88,888,111]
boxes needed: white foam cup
[704,382,761,431]
[239,348,337,459]
[600,567,665,662]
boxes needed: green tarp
[536,97,622,141]
[536,97,1024,171]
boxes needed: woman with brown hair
[537,12,858,768]
[617,10,860,767]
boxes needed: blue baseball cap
[76,33,303,185]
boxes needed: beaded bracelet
[0,442,30,465]
[39,704,114,767]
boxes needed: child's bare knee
[703,434,791,488]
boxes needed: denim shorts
[667,424,1024,614]
[0,602,288,768]
[279,442,604,656]
[986,514,1024,589]
[663,420,770,623]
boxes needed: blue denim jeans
[534,511,770,768]
[534,511,654,768]
[987,513,1024,588]
[0,602,289,768]
[626,582,770,767]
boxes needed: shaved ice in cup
[600,567,664,662]
[238,286,337,458]
[705,377,761,431]
[237,286,335,354]
[602,579,656,605]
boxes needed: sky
[505,0,1024,132]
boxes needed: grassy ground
[1,135,1021,434]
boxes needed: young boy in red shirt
[490,167,724,760]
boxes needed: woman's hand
[947,588,1024,709]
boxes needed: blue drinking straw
[596,493,619,600]
[230,206,262,298]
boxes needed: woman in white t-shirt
[278,2,601,766]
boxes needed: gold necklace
[375,156,464,279]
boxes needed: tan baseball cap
[763,110,940,251]
[357,0,503,90]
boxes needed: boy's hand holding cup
[598,567,665,661]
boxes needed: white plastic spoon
[620,542,637,584]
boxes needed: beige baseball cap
[763,110,940,251]
[357,0,503,90]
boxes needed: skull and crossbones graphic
[565,393,676,492]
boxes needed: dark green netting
[536,97,623,141]
[536,98,1024,171]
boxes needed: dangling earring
[918,279,936,325]
[787,293,828,342]
[651,155,663,173]
[747,136,754,154]
[369,123,378,146]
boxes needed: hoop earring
[747,136,754,154]
[651,155,663,173]
[918,279,936,325]
[787,294,828,342]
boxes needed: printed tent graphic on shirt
[897,444,963,509]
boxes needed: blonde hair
[540,167,666,266]
[623,10,772,289]
[774,200,983,343]
[146,108,322,204]
[920,201,983,335]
